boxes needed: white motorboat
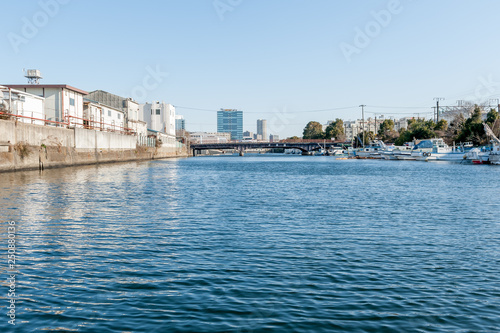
[484,124,500,165]
[381,146,413,160]
[356,140,387,159]
[410,138,469,162]
[466,147,490,164]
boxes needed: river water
[1,156,500,332]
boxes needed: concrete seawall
[0,119,188,173]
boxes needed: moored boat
[410,138,470,162]
[484,124,500,165]
[356,140,387,159]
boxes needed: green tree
[434,119,448,131]
[302,121,324,139]
[324,119,345,141]
[394,118,436,145]
[377,119,400,142]
[287,136,301,140]
[378,119,395,137]
[486,108,498,126]
[455,106,486,145]
[354,131,375,147]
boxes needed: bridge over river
[190,141,346,156]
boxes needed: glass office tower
[217,109,243,141]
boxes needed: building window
[108,110,111,117]
[70,98,75,106]
[117,113,121,119]
[156,109,161,115]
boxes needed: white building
[0,85,45,125]
[123,98,147,138]
[140,102,176,137]
[189,132,229,144]
[257,119,267,141]
[83,100,125,132]
[344,116,411,142]
[85,90,147,138]
[5,84,88,126]
[394,117,411,131]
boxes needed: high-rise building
[175,115,185,131]
[257,119,267,141]
[217,109,243,141]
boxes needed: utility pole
[359,105,366,148]
[434,97,444,123]
[374,114,377,137]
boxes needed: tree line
[299,106,500,146]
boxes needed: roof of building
[3,84,88,95]
[86,90,138,110]
[83,98,124,113]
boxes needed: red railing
[0,112,135,135]
[66,115,134,135]
[0,111,68,126]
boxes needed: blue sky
[3,0,500,137]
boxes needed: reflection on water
[1,156,500,332]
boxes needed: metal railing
[0,111,135,135]
[0,111,68,126]
[66,115,134,135]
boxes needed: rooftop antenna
[24,69,43,84]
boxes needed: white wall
[0,87,45,125]
[63,89,84,127]
[140,102,176,136]
[74,128,136,149]
[101,105,125,132]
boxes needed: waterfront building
[0,85,45,125]
[86,90,147,137]
[139,102,177,148]
[257,119,267,141]
[217,109,243,141]
[4,84,88,126]
[83,99,125,132]
[140,102,176,137]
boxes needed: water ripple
[1,157,500,332]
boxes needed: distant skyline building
[269,134,280,142]
[217,109,243,141]
[257,119,267,142]
[175,115,185,131]
[243,131,254,139]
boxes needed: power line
[365,111,434,115]
[366,105,429,109]
[174,105,359,114]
